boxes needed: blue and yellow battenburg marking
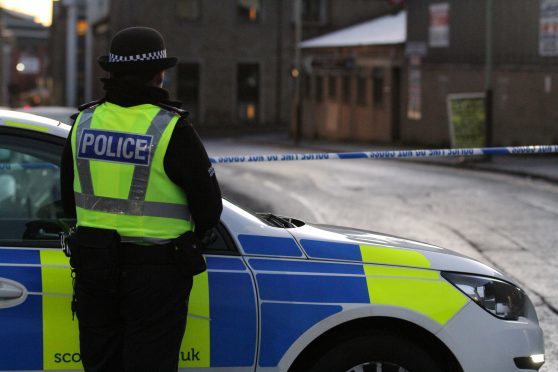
[0,249,257,370]
[179,271,210,367]
[40,249,81,369]
[244,238,468,367]
[0,236,467,370]
[180,255,258,368]
[238,234,304,257]
[0,249,44,370]
[300,239,467,324]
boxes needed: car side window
[0,134,72,245]
[0,132,236,252]
[202,223,238,254]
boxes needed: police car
[0,110,545,372]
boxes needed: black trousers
[74,245,193,372]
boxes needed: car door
[0,128,76,371]
[0,125,258,371]
[183,226,258,371]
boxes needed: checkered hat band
[108,49,167,63]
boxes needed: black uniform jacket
[60,78,223,239]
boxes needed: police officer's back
[60,27,222,372]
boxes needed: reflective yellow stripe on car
[40,249,211,369]
[40,249,81,370]
[360,244,431,268]
[179,271,211,368]
[3,120,50,133]
[361,246,468,325]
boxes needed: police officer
[60,27,222,371]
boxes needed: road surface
[206,138,558,371]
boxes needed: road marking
[263,180,283,192]
[520,196,558,217]
[241,173,257,182]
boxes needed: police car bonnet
[97,27,178,74]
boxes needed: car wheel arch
[277,307,463,372]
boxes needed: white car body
[0,110,545,371]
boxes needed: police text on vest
[77,129,153,166]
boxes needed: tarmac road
[206,138,558,371]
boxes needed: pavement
[227,132,558,184]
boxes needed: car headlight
[442,272,526,320]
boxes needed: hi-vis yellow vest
[71,102,193,243]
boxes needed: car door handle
[0,281,23,299]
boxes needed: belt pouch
[172,231,207,277]
[68,226,121,293]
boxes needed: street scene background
[0,0,556,370]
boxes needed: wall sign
[429,3,450,48]
[447,93,486,148]
[540,0,558,56]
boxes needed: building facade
[403,0,558,147]
[48,0,404,133]
[302,0,396,39]
[300,11,405,142]
[106,0,295,131]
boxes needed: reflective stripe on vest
[74,192,191,220]
[128,108,174,201]
[75,108,95,194]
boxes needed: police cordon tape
[208,145,558,164]
[1,146,556,170]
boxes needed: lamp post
[84,0,92,102]
[293,0,302,145]
[484,0,493,148]
[63,0,78,108]
[0,9,4,106]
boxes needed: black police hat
[98,27,177,74]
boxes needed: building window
[373,67,384,106]
[328,75,336,99]
[357,76,367,106]
[342,75,351,103]
[238,0,261,23]
[177,63,200,123]
[177,0,200,20]
[302,0,327,24]
[237,63,260,123]
[315,75,323,103]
